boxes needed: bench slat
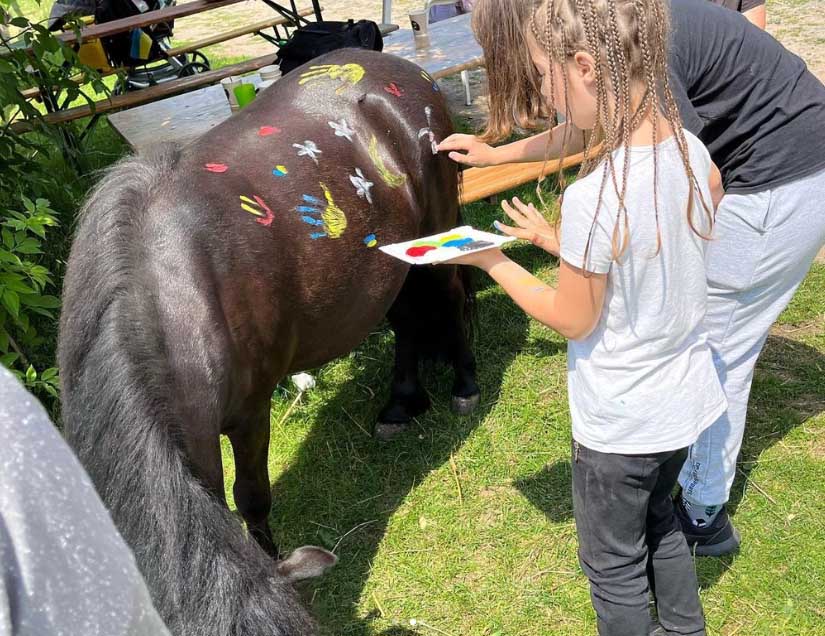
[165,7,315,56]
[11,53,276,133]
[58,0,246,46]
[459,153,586,205]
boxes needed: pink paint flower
[384,83,404,97]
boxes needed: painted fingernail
[493,220,502,230]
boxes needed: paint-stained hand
[437,134,499,167]
[495,197,560,257]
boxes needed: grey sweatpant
[679,167,825,506]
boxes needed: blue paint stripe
[302,194,323,204]
[295,206,319,214]
[301,216,324,226]
[310,232,327,239]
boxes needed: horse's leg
[226,402,277,558]
[376,272,432,440]
[430,264,480,415]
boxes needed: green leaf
[0,353,20,368]
[20,294,60,309]
[25,365,36,384]
[1,290,20,318]
[1,230,13,249]
[40,368,58,382]
[9,17,29,28]
[0,249,20,265]
[21,196,35,213]
[2,280,35,295]
[15,240,42,255]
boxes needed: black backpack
[276,19,383,75]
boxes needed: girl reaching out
[442,1,726,634]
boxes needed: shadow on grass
[514,459,574,523]
[267,278,533,635]
[696,334,825,588]
[510,335,825,591]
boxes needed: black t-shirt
[710,0,764,12]
[669,0,825,193]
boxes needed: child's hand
[437,134,499,167]
[495,197,560,257]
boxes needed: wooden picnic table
[109,12,482,151]
[382,12,482,80]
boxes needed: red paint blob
[205,163,228,173]
[258,126,281,137]
[406,245,436,258]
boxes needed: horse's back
[156,49,459,377]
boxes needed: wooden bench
[164,6,315,57]
[459,152,587,205]
[10,52,276,133]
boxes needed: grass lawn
[219,190,825,636]
[7,1,824,633]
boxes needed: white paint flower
[349,168,374,204]
[328,118,355,142]
[293,140,322,164]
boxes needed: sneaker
[674,498,741,557]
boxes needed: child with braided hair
[439,1,722,633]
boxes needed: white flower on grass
[328,118,355,142]
[293,140,322,164]
[349,168,374,204]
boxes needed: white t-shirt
[560,131,727,454]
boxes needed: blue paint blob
[302,216,324,226]
[363,233,377,247]
[310,232,327,240]
[296,205,319,214]
[442,237,474,248]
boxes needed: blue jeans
[572,442,706,636]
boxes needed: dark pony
[58,49,479,635]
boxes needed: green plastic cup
[233,83,256,109]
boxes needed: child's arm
[437,121,586,167]
[453,249,607,341]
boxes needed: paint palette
[379,226,515,265]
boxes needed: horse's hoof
[451,392,480,415]
[374,421,409,441]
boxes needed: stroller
[48,0,210,93]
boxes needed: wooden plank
[10,53,276,133]
[459,153,587,205]
[165,7,315,56]
[58,0,245,46]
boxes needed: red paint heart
[258,126,281,137]
[384,83,404,97]
[205,163,228,173]
[406,245,436,258]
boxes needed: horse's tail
[58,147,322,636]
